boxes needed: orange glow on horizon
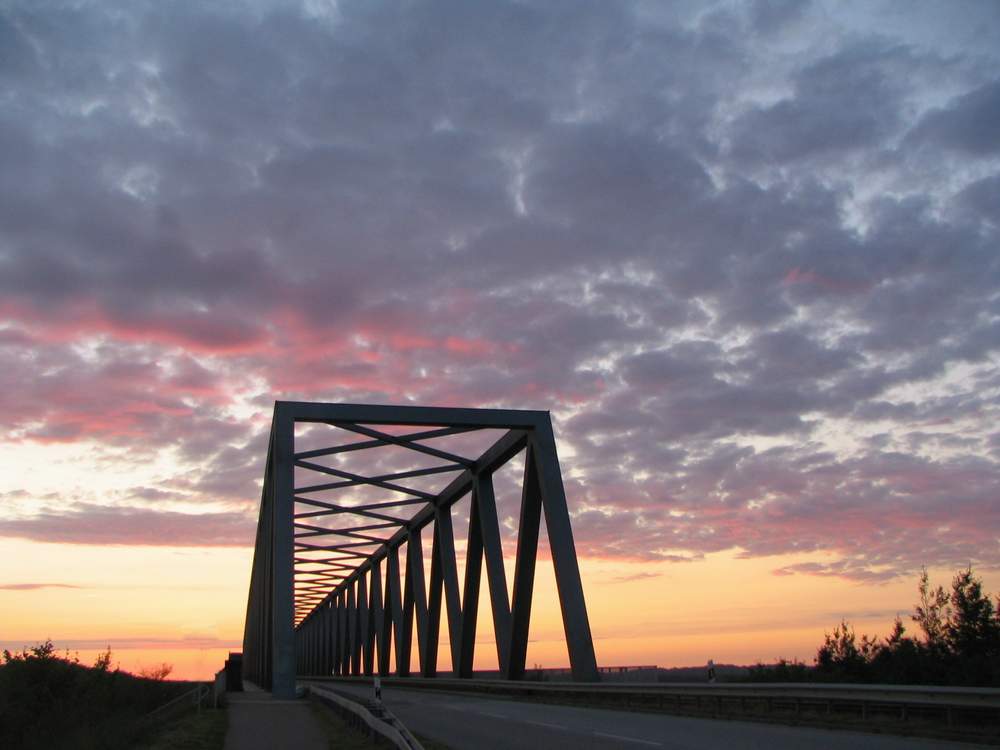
[6,531,996,681]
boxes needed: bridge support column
[271,407,296,697]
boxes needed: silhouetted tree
[93,646,113,672]
[913,567,951,652]
[817,567,1000,686]
[943,567,1000,684]
[138,663,173,681]
[746,658,810,682]
[947,568,1000,653]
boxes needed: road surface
[325,682,989,750]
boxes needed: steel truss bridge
[242,402,598,697]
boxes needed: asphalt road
[327,682,989,750]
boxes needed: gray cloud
[0,0,997,581]
[0,503,256,547]
[909,79,1000,155]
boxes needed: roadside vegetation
[749,566,1000,686]
[0,641,211,750]
[139,708,227,750]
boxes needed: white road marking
[525,719,568,730]
[593,731,663,747]
[477,711,509,719]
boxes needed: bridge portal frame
[242,402,599,698]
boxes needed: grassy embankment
[140,708,227,750]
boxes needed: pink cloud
[0,583,82,590]
[781,267,871,294]
[2,300,270,354]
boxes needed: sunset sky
[1,0,999,681]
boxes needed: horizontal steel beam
[277,401,550,429]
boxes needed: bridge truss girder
[242,402,599,698]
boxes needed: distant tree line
[748,567,1000,686]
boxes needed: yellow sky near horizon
[4,534,993,681]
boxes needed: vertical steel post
[261,482,272,689]
[334,593,343,675]
[506,442,542,679]
[356,575,368,674]
[435,506,463,673]
[402,530,428,674]
[365,564,380,675]
[339,590,349,674]
[271,406,296,697]
[425,522,443,677]
[477,472,512,672]
[310,618,317,675]
[328,600,335,675]
[458,484,483,677]
[347,582,357,674]
[323,601,331,675]
[531,423,599,682]
[387,545,405,675]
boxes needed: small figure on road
[374,676,382,703]
[707,659,716,683]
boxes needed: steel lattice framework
[242,402,599,697]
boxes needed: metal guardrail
[313,675,1000,735]
[306,683,424,750]
[142,682,212,723]
[213,668,227,708]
